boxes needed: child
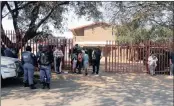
[83,51,89,76]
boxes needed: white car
[1,56,23,80]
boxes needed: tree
[114,18,172,61]
[104,1,173,51]
[115,23,173,44]
[104,1,173,29]
[1,1,102,49]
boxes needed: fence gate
[104,40,171,74]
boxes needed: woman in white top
[148,53,158,75]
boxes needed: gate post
[146,40,150,74]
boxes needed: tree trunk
[1,27,37,50]
[1,26,14,47]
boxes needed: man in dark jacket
[92,47,102,75]
[38,45,53,89]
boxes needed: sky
[2,11,94,39]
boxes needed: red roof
[70,22,110,30]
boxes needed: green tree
[114,18,172,61]
[104,1,174,51]
[1,1,102,48]
[104,1,173,29]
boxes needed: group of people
[3,43,173,90]
[1,43,102,90]
[71,44,102,76]
[21,44,102,90]
[22,45,66,89]
[22,45,53,89]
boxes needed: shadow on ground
[1,70,173,106]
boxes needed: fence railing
[1,30,172,74]
[105,40,171,75]
[1,30,74,70]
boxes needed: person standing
[38,46,53,89]
[92,47,102,75]
[72,53,77,73]
[73,44,79,54]
[53,46,57,73]
[169,50,174,76]
[81,49,85,70]
[77,51,83,74]
[21,46,37,89]
[83,50,89,76]
[53,46,64,74]
[148,52,158,76]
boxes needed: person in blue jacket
[21,46,37,89]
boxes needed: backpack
[39,52,50,65]
[78,53,83,62]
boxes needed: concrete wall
[74,24,115,42]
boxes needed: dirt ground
[1,69,173,106]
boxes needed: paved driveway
[1,71,173,106]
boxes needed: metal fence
[1,30,73,70]
[105,40,171,75]
[1,30,172,74]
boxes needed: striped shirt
[53,49,64,58]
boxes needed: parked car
[1,56,23,80]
